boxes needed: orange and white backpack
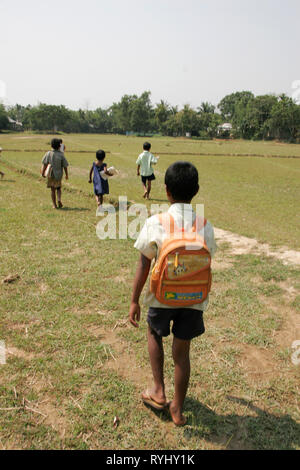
[150,213,212,307]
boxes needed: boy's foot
[143,191,147,199]
[0,173,4,179]
[141,389,168,411]
[168,401,187,426]
[58,201,63,208]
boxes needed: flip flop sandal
[142,390,167,411]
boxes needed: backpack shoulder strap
[191,216,207,232]
[157,213,176,236]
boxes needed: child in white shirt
[136,142,159,199]
[129,161,217,426]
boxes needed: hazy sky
[1,0,299,110]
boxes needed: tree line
[1,90,300,142]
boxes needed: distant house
[8,117,23,131]
[217,122,233,137]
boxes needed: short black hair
[96,149,106,161]
[143,142,151,151]
[164,161,199,202]
[51,138,61,150]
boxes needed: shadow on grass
[181,396,300,450]
[0,179,16,183]
[148,198,169,203]
[59,207,90,212]
[146,396,300,450]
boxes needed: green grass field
[2,133,300,248]
[0,133,299,450]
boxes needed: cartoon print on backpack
[172,253,187,276]
[174,262,187,276]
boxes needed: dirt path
[214,228,300,266]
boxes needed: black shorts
[141,174,155,184]
[147,307,205,340]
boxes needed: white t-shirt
[136,151,158,176]
[134,203,217,311]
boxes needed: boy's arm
[41,164,47,177]
[62,156,69,179]
[151,154,159,165]
[137,164,140,176]
[103,164,113,176]
[129,253,151,328]
[41,152,49,176]
[89,166,93,182]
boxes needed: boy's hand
[88,179,92,183]
[129,302,141,328]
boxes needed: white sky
[1,0,299,110]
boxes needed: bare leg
[95,194,103,206]
[57,188,63,207]
[142,182,147,198]
[169,336,191,425]
[51,188,57,208]
[146,181,152,199]
[144,326,166,405]
[0,171,4,179]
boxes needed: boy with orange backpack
[129,161,217,426]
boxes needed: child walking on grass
[41,138,69,209]
[0,147,4,179]
[89,149,112,208]
[129,161,217,426]
[136,142,159,200]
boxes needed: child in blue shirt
[89,149,112,207]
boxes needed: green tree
[265,94,300,141]
[197,102,222,138]
[0,103,8,131]
[197,102,215,114]
[130,91,153,133]
[237,94,278,139]
[176,104,199,135]
[154,100,173,133]
[28,104,72,132]
[218,91,254,121]
[110,94,137,133]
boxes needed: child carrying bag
[44,151,54,179]
[150,213,212,307]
